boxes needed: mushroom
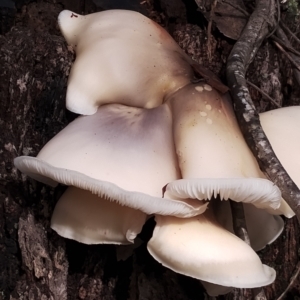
[260,106,300,191]
[159,104,300,296]
[14,103,205,218]
[148,91,300,296]
[147,211,276,289]
[58,9,194,115]
[165,83,282,211]
[51,186,147,244]
[206,106,300,251]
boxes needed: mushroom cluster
[14,9,299,296]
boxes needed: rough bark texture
[0,1,300,299]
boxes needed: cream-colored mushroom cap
[51,187,147,244]
[58,9,194,115]
[260,106,300,190]
[147,211,276,288]
[200,281,233,297]
[257,106,300,218]
[166,83,281,210]
[14,103,205,218]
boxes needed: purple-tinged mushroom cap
[14,103,205,218]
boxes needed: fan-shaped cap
[51,187,147,244]
[147,211,276,288]
[248,106,300,218]
[14,103,205,218]
[164,178,281,210]
[260,106,300,192]
[58,9,194,115]
[166,83,281,210]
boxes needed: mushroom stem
[230,201,267,298]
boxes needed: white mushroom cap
[260,106,300,192]
[58,10,194,115]
[212,200,284,251]
[14,103,205,218]
[166,83,281,210]
[147,211,276,288]
[247,106,300,219]
[51,187,147,244]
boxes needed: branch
[226,0,300,222]
[229,201,267,300]
[230,201,250,245]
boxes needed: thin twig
[266,0,280,39]
[207,0,217,62]
[271,35,300,57]
[273,40,300,71]
[229,202,267,300]
[246,80,281,108]
[230,201,250,245]
[276,26,300,88]
[277,262,300,300]
[280,20,300,46]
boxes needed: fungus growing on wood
[147,211,276,289]
[211,106,300,241]
[14,103,205,218]
[58,9,194,115]
[165,83,282,210]
[13,9,300,297]
[154,103,300,296]
[260,106,300,190]
[51,187,147,244]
